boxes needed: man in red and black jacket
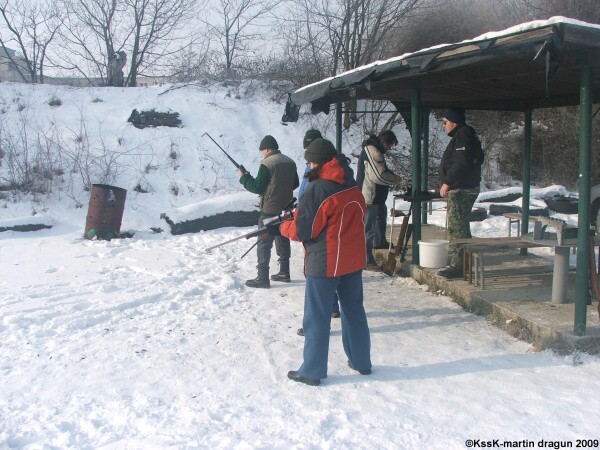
[279,138,372,386]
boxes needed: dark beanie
[259,135,278,151]
[303,129,322,149]
[304,138,337,164]
[443,108,466,124]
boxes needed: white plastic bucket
[418,239,449,268]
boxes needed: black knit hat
[303,129,322,149]
[443,108,466,124]
[259,135,278,151]
[304,138,337,164]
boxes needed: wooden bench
[503,212,538,237]
[451,234,596,304]
[451,237,548,289]
[503,213,577,245]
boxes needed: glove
[266,223,281,236]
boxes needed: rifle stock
[383,202,413,276]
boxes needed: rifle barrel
[202,132,245,171]
[205,227,267,252]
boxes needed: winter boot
[246,267,270,288]
[270,260,290,283]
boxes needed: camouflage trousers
[447,189,479,269]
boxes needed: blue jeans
[298,270,371,380]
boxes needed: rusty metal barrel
[84,184,127,240]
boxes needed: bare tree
[503,0,600,25]
[123,0,196,86]
[0,0,61,83]
[296,0,421,75]
[56,0,198,86]
[56,0,128,84]
[283,0,422,126]
[167,37,212,82]
[206,0,281,78]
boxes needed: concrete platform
[373,223,600,355]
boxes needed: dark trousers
[299,270,371,380]
[365,203,387,265]
[374,202,388,246]
[257,214,291,274]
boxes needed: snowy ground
[2,217,600,449]
[1,78,599,448]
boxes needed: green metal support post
[336,103,343,154]
[411,89,422,265]
[574,61,593,336]
[421,109,430,225]
[521,109,533,255]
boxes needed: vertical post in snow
[421,109,430,225]
[336,103,343,154]
[521,109,533,256]
[574,59,592,336]
[411,88,422,265]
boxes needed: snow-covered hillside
[0,81,347,231]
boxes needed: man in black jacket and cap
[438,108,484,279]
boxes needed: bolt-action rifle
[205,198,297,255]
[202,132,248,175]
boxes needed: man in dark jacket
[438,108,484,279]
[356,130,402,268]
[239,135,299,288]
[280,138,371,386]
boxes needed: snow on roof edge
[293,16,600,97]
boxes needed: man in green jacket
[238,135,299,288]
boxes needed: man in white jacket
[356,130,402,269]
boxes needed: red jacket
[281,156,366,277]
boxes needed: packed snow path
[1,227,599,449]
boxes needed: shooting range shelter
[282,18,600,336]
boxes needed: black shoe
[348,360,372,375]
[245,276,270,288]
[287,370,321,386]
[437,267,463,279]
[270,272,290,282]
[331,311,340,318]
[297,328,304,336]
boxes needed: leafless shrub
[471,107,600,189]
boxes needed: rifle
[202,132,248,175]
[205,199,297,254]
[383,189,440,276]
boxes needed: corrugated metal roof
[283,18,600,120]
